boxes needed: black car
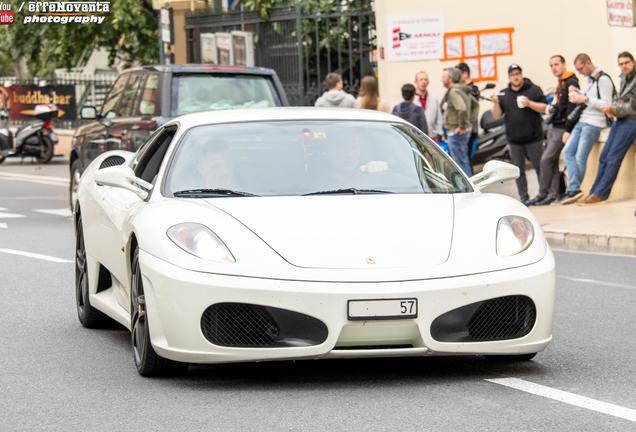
[70,64,289,206]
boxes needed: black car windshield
[165,121,472,197]
[172,74,280,116]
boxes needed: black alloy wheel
[75,213,108,327]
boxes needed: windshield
[172,74,280,116]
[165,121,472,197]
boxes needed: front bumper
[139,250,555,364]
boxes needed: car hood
[205,194,453,270]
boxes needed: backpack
[592,71,617,127]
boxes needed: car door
[95,126,177,312]
[83,73,129,164]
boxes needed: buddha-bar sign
[607,0,636,27]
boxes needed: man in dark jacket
[490,64,548,205]
[392,83,428,134]
[529,55,580,206]
[582,51,636,204]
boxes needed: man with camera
[560,54,615,204]
[527,55,579,206]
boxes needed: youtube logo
[0,11,14,24]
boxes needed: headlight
[167,223,235,263]
[496,216,534,256]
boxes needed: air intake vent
[99,155,126,170]
[201,303,328,348]
[431,295,536,342]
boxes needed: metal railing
[185,1,376,106]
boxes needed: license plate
[348,298,417,320]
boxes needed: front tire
[75,213,110,328]
[131,248,188,377]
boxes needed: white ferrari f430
[74,108,555,376]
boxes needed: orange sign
[442,28,514,82]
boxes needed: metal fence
[0,72,117,129]
[185,1,376,106]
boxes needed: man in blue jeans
[581,52,636,204]
[561,54,615,204]
[440,67,474,175]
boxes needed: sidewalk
[488,170,636,256]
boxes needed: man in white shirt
[413,71,444,140]
[561,53,615,204]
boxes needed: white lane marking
[487,378,636,423]
[33,208,72,218]
[558,275,636,291]
[0,172,69,187]
[0,248,73,263]
[0,211,24,219]
[0,172,68,183]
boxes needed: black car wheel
[131,248,187,377]
[75,213,110,328]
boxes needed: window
[134,127,176,184]
[165,121,471,197]
[118,73,144,117]
[137,73,159,116]
[100,74,129,118]
[171,74,280,116]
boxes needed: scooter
[0,104,59,164]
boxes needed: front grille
[201,303,328,348]
[99,155,125,169]
[431,295,536,342]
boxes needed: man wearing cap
[490,64,548,205]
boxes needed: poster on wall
[200,33,218,64]
[387,14,444,62]
[607,0,636,26]
[215,33,234,65]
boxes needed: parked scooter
[0,104,59,164]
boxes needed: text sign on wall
[387,14,444,62]
[1,85,76,120]
[607,0,636,27]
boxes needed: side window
[134,127,177,183]
[100,74,129,118]
[137,73,159,116]
[118,73,144,117]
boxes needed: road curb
[544,230,636,256]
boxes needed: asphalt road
[1,159,635,431]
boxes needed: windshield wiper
[173,188,259,198]
[302,188,394,196]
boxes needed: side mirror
[94,165,153,200]
[469,160,519,190]
[484,83,496,90]
[80,106,97,120]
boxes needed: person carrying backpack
[392,83,429,134]
[561,53,616,204]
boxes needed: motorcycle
[0,104,59,164]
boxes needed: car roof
[168,107,408,129]
[121,64,277,76]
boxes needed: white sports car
[74,108,555,376]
